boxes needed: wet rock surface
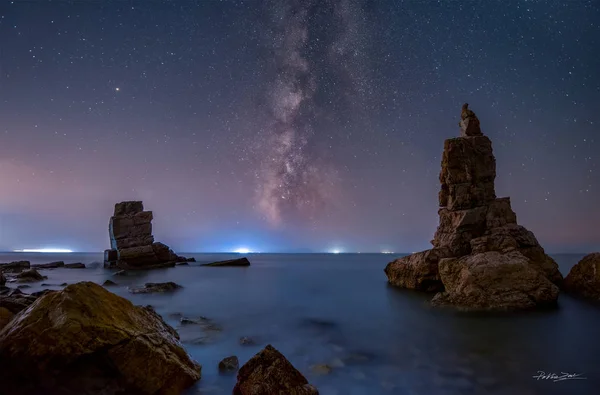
[219,356,240,372]
[0,281,201,395]
[233,344,319,395]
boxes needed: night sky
[0,0,598,253]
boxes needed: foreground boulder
[384,105,562,311]
[233,344,318,395]
[0,290,40,314]
[0,281,201,395]
[564,253,600,302]
[103,201,191,270]
[202,257,251,267]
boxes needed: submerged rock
[65,262,86,269]
[33,261,65,269]
[103,279,118,287]
[177,316,222,345]
[16,269,47,283]
[310,364,333,375]
[202,257,251,267]
[239,336,257,346]
[0,281,201,395]
[219,356,240,372]
[564,253,600,302]
[129,282,182,294]
[233,344,319,395]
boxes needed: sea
[1,252,598,395]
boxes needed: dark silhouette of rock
[31,289,58,298]
[219,356,240,372]
[65,262,86,269]
[0,271,5,286]
[33,261,65,269]
[233,344,318,395]
[0,307,14,330]
[129,282,182,294]
[16,269,47,283]
[113,270,128,276]
[564,253,600,302]
[102,279,118,286]
[385,108,562,311]
[202,257,251,267]
[103,201,191,270]
[0,291,39,314]
[0,282,201,395]
[0,260,30,273]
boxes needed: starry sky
[0,0,598,253]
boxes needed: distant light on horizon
[234,248,251,254]
[381,250,394,254]
[331,249,341,254]
[14,248,73,253]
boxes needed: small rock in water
[0,261,31,273]
[34,261,65,269]
[201,257,250,267]
[329,358,345,368]
[65,262,86,269]
[16,284,31,289]
[176,261,189,266]
[102,279,117,286]
[113,270,128,276]
[218,356,239,372]
[129,282,182,294]
[16,269,47,283]
[239,336,256,346]
[310,364,333,375]
[233,344,318,395]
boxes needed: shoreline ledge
[384,105,562,311]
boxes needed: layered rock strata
[103,201,189,269]
[385,105,562,311]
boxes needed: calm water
[1,252,599,395]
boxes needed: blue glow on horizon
[13,248,73,253]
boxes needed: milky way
[255,0,367,227]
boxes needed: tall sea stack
[385,105,563,311]
[104,201,190,269]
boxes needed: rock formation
[103,201,190,270]
[219,356,240,372]
[0,260,30,273]
[564,252,600,302]
[0,281,201,395]
[233,344,319,395]
[385,105,563,311]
